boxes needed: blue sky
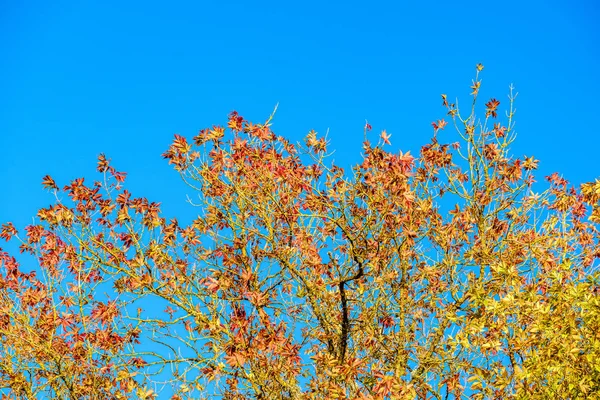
[1,0,599,228]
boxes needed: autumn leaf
[0,222,17,241]
[97,153,110,172]
[485,98,500,118]
[227,110,244,132]
[41,175,58,190]
[523,156,539,170]
[471,80,481,95]
[441,94,448,107]
[380,130,391,145]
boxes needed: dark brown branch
[338,254,364,363]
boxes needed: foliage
[1,65,600,399]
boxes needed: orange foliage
[1,66,600,399]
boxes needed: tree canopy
[1,66,600,399]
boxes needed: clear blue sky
[1,0,599,228]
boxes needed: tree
[1,65,600,399]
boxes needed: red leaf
[41,175,58,190]
[0,223,17,241]
[97,153,110,172]
[485,98,500,118]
